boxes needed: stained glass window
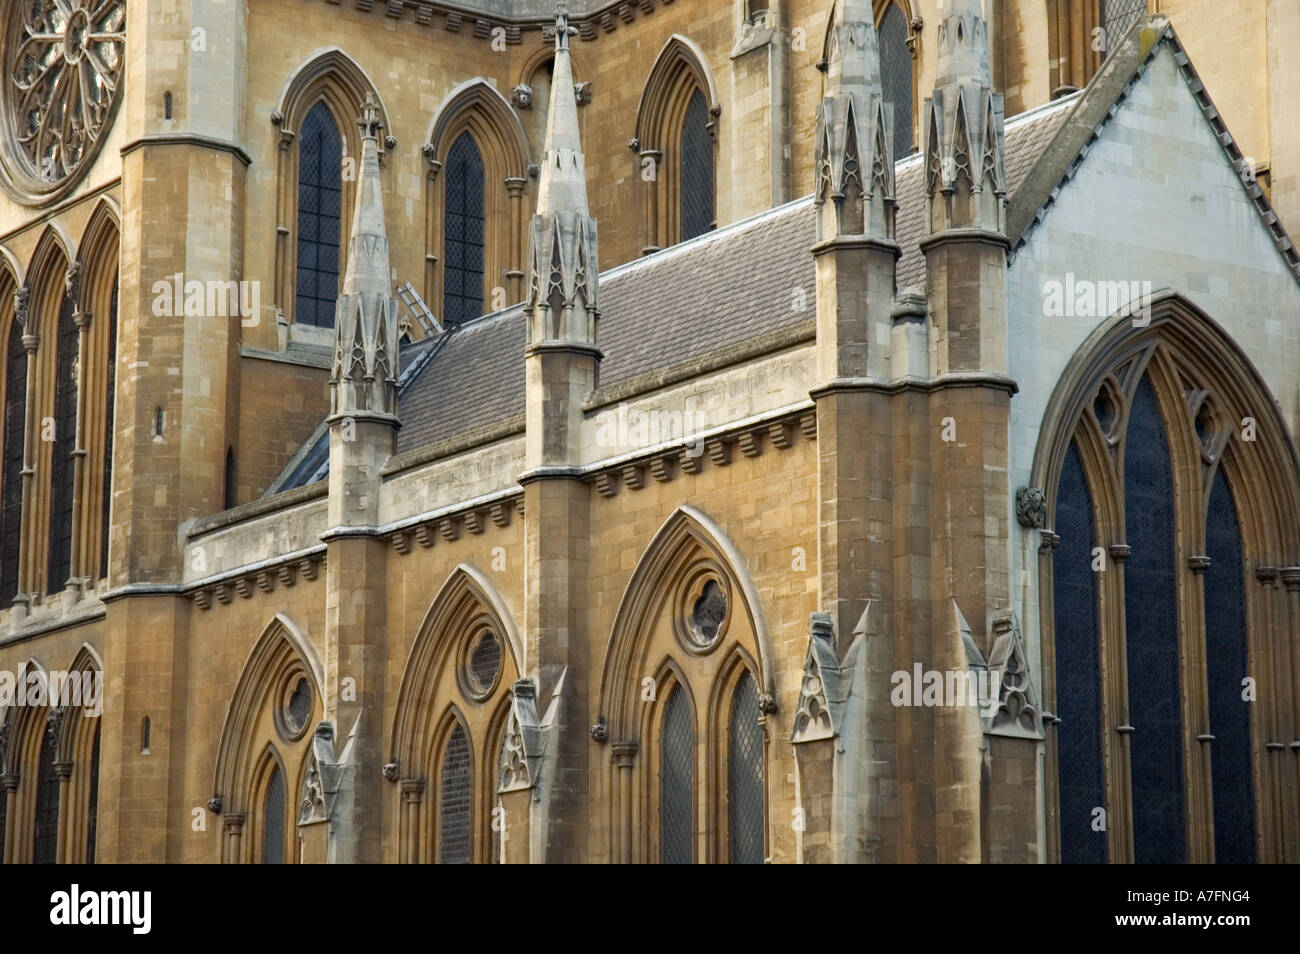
[295,102,342,328]
[48,293,78,593]
[728,672,765,864]
[2,316,25,607]
[443,133,486,327]
[660,683,694,863]
[262,762,284,864]
[86,725,100,863]
[100,280,117,578]
[1123,377,1185,864]
[680,90,715,242]
[1054,441,1107,863]
[1204,467,1255,863]
[34,717,59,864]
[439,724,472,864]
[879,2,913,159]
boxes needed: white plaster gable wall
[1005,42,1300,676]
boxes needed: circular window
[460,627,502,702]
[673,564,731,655]
[1,0,126,204]
[275,673,313,742]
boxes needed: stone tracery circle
[2,0,126,202]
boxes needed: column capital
[53,760,74,780]
[1187,555,1211,573]
[610,741,638,768]
[1108,543,1132,561]
[222,812,246,835]
[73,310,93,330]
[504,176,527,196]
[399,778,425,803]
[1279,567,1300,590]
[1255,565,1279,585]
[0,772,18,793]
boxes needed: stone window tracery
[1,0,125,203]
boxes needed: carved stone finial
[357,91,383,141]
[13,287,29,329]
[1015,487,1046,528]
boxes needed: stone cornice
[120,134,253,167]
[305,0,679,39]
[185,480,330,539]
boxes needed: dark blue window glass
[2,315,26,607]
[1124,376,1185,863]
[48,292,78,592]
[728,671,765,864]
[295,102,342,328]
[660,683,694,863]
[879,2,913,158]
[1205,466,1255,862]
[443,133,485,326]
[680,90,714,242]
[1054,441,1107,863]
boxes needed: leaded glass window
[100,279,117,578]
[728,671,764,864]
[2,316,25,607]
[48,292,78,592]
[1123,377,1185,864]
[1101,0,1147,55]
[295,102,342,328]
[33,717,59,864]
[262,762,285,864]
[439,724,472,864]
[1054,442,1107,863]
[878,2,913,159]
[659,683,694,863]
[680,90,714,242]
[443,133,485,327]
[86,724,100,863]
[1205,467,1255,863]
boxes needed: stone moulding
[192,554,325,611]
[588,408,815,499]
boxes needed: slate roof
[271,94,1076,492]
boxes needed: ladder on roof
[395,282,442,336]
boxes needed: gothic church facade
[0,0,1297,864]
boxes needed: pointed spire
[935,0,992,89]
[525,2,599,349]
[342,93,390,296]
[814,0,893,241]
[330,91,400,420]
[535,1,588,217]
[923,0,1005,233]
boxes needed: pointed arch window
[727,671,764,864]
[86,724,101,863]
[100,279,117,578]
[1052,442,1106,863]
[443,133,486,326]
[34,719,59,864]
[48,293,78,593]
[1122,377,1185,863]
[2,315,25,607]
[438,722,472,864]
[659,683,695,864]
[680,90,715,242]
[1042,313,1292,863]
[1204,467,1254,863]
[878,1,914,158]
[262,761,285,864]
[295,102,343,329]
